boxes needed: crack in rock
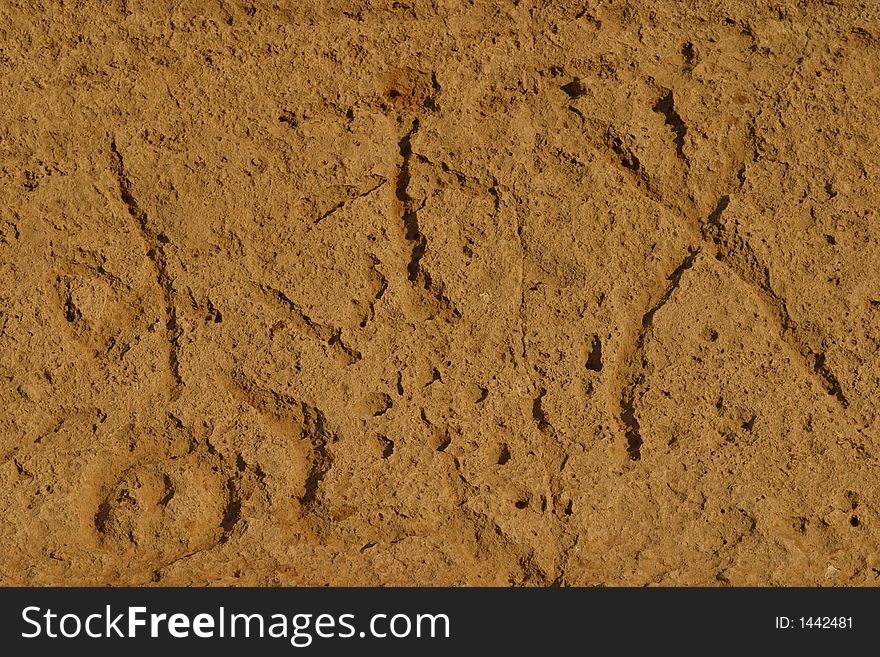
[702,195,851,410]
[314,176,388,226]
[109,139,184,398]
[394,118,459,318]
[259,284,361,364]
[396,119,428,283]
[298,402,333,513]
[225,371,336,525]
[652,89,689,164]
[620,247,701,461]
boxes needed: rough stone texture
[1,1,879,586]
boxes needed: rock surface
[1,1,879,585]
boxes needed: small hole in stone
[497,444,510,465]
[586,335,603,371]
[561,79,587,99]
[682,41,695,64]
[514,499,528,510]
[379,436,394,459]
[64,297,78,323]
[850,516,860,527]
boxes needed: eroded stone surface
[1,1,878,585]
